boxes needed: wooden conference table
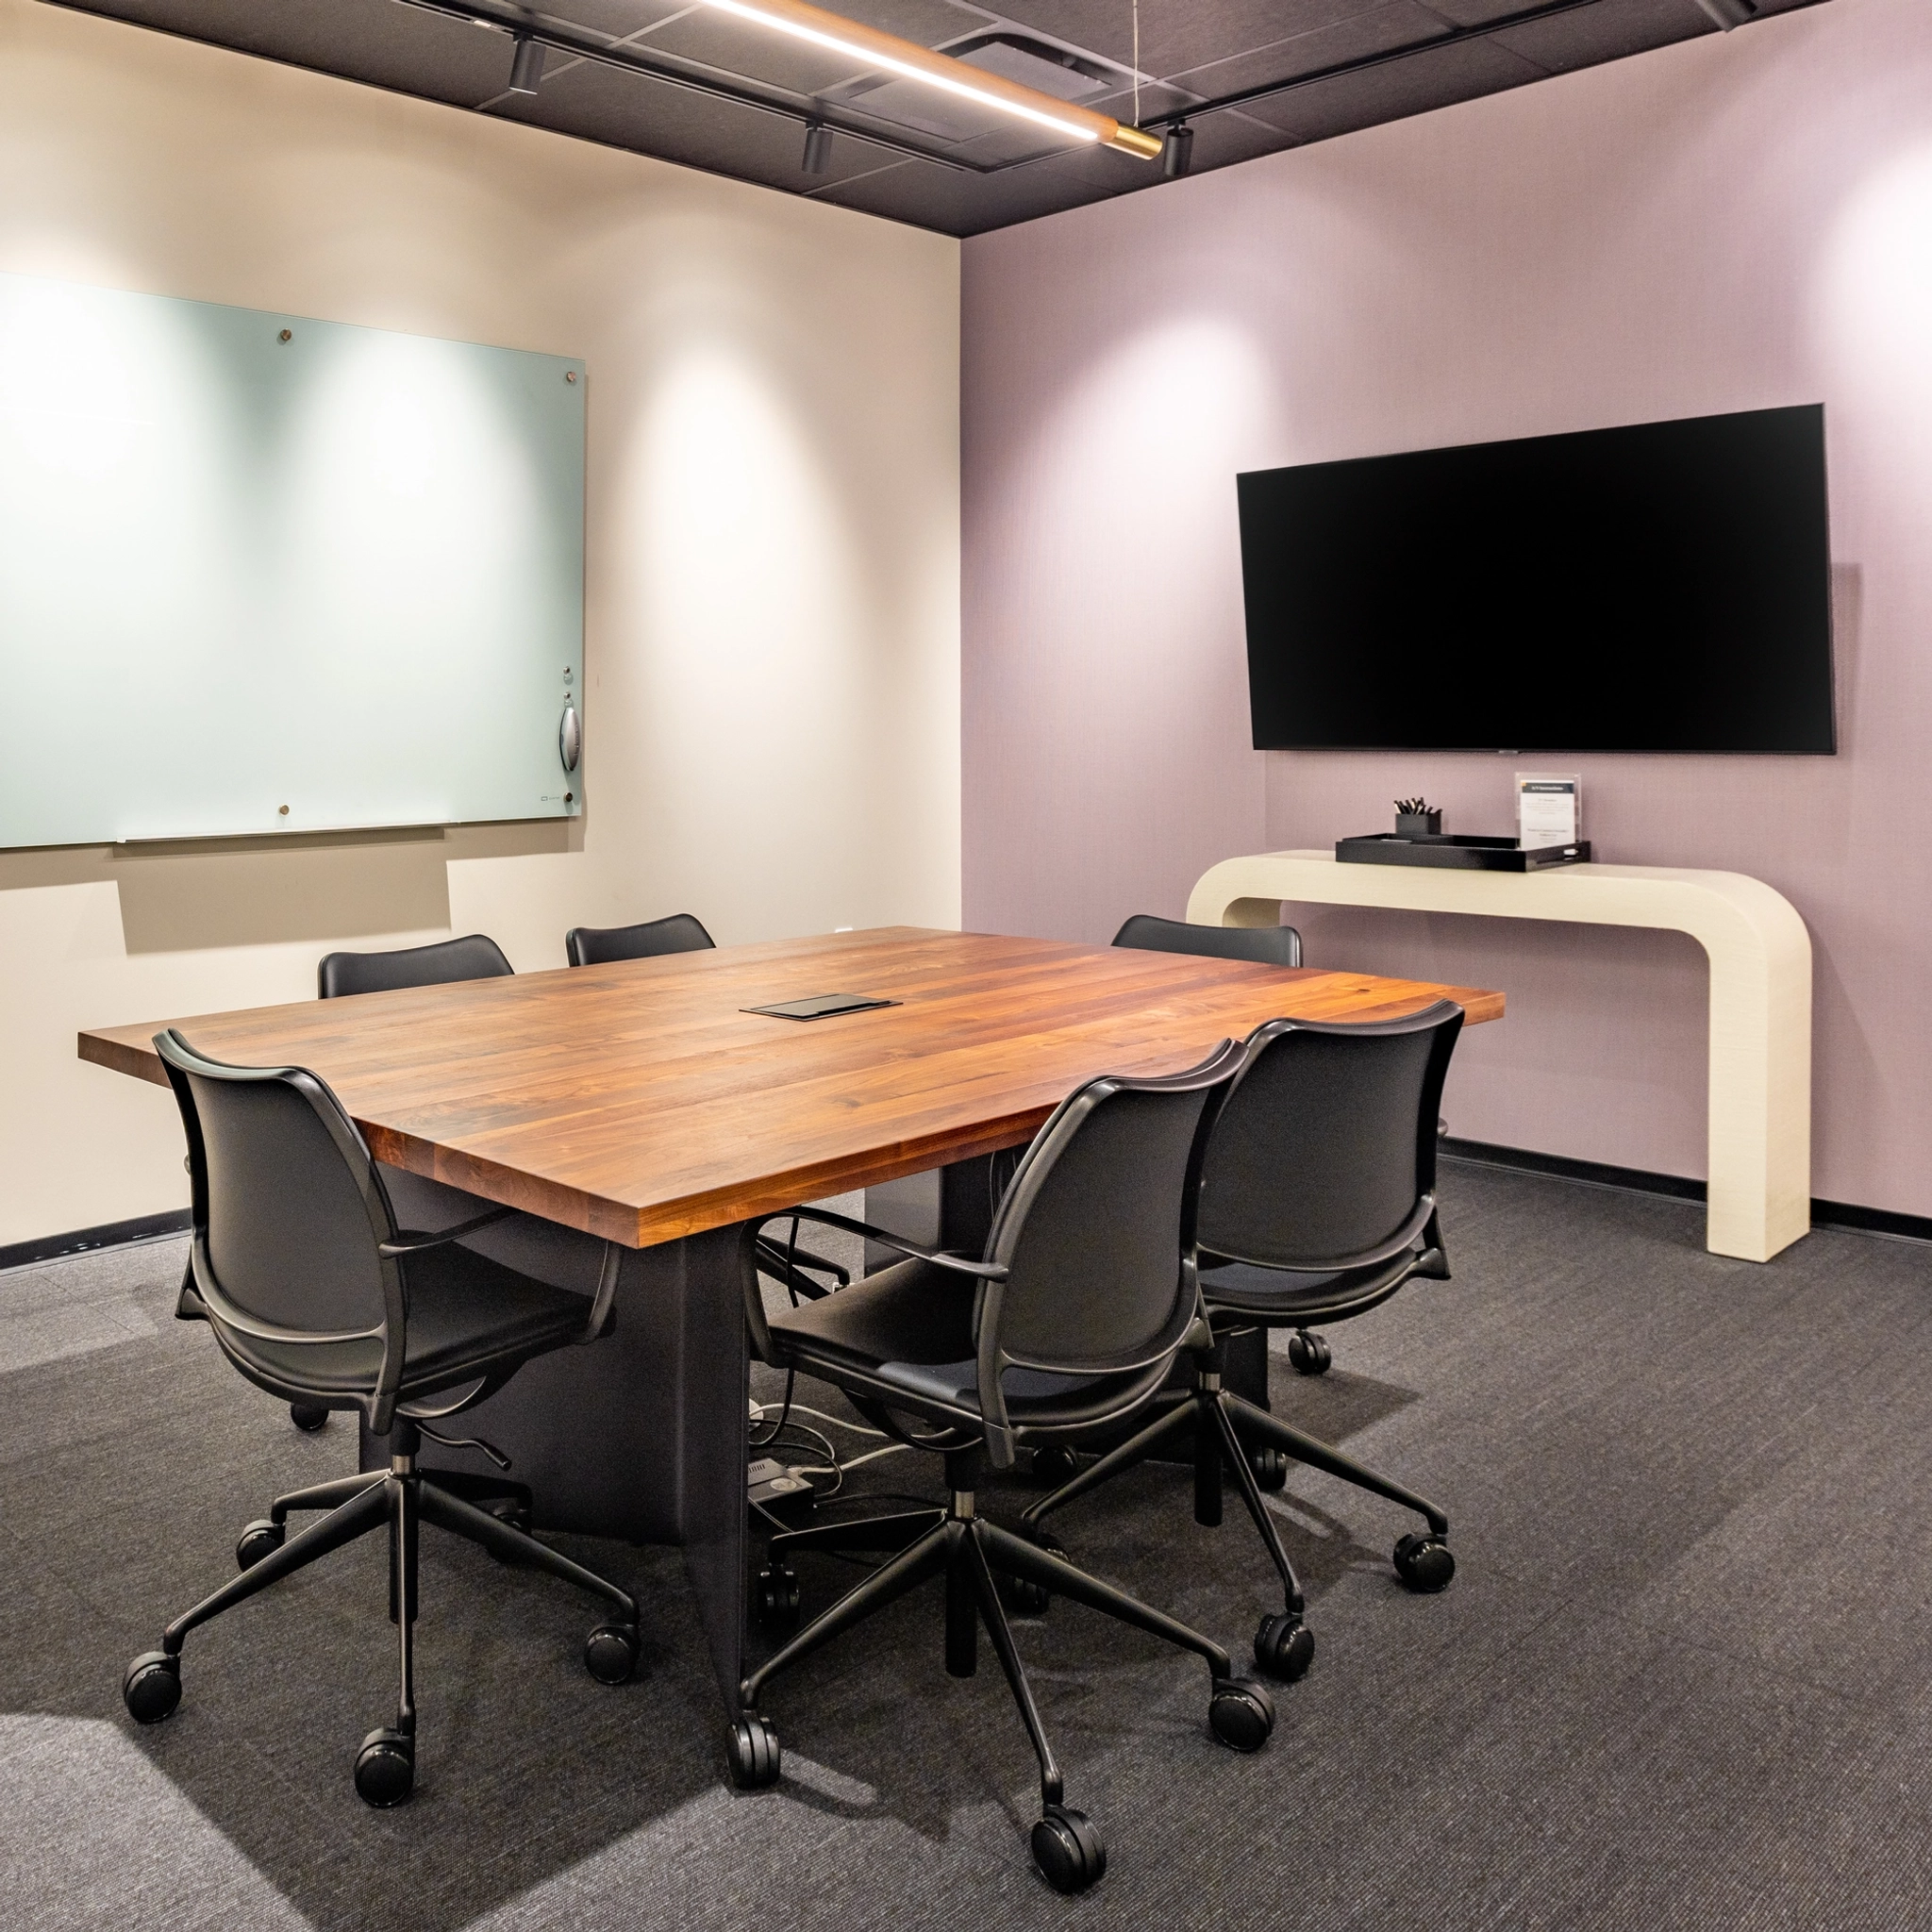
[80,925,1503,1722]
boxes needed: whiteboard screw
[278,805,290,815]
[278,329,292,342]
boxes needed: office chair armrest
[192,1263,386,1348]
[377,1206,517,1257]
[751,1206,1008,1281]
[753,1234,849,1295]
[577,1240,624,1342]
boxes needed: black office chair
[123,1030,641,1807]
[1112,911,1303,970]
[317,932,514,1000]
[1020,1001,1466,1681]
[262,933,519,1437]
[565,912,714,968]
[1114,913,1341,1377]
[727,1042,1276,1896]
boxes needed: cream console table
[1188,852,1812,1262]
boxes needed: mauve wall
[961,0,1932,1217]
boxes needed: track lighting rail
[395,0,1761,185]
[394,0,987,172]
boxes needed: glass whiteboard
[0,272,584,848]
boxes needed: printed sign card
[1516,774,1581,850]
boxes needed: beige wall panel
[0,0,960,1245]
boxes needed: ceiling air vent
[834,31,1122,142]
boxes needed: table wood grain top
[79,926,1503,1248]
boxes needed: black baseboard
[1441,1137,1932,1246]
[1807,1196,1932,1244]
[0,1208,191,1274]
[1441,1136,1706,1202]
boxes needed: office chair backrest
[565,913,715,969]
[1112,913,1303,970]
[980,1044,1242,1383]
[156,1029,394,1340]
[1195,1002,1464,1274]
[318,934,513,1000]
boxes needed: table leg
[364,1216,750,1721]
[675,1224,752,1720]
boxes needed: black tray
[1336,834,1591,873]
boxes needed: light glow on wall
[1813,139,1932,428]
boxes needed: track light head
[508,33,546,93]
[1162,123,1194,180]
[802,116,832,175]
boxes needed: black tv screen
[1238,404,1835,754]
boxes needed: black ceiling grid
[47,0,1833,235]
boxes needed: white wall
[0,0,960,1246]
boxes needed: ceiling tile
[532,0,695,42]
[1488,0,1712,71]
[1083,78,1206,121]
[509,47,906,192]
[1239,32,1550,138]
[628,8,882,96]
[1170,2,1457,103]
[984,1,1391,77]
[67,0,515,104]
[815,138,1127,227]
[1411,0,1543,26]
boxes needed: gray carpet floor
[3,1161,1931,1929]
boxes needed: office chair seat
[1195,1253,1414,1323]
[772,1257,1173,1424]
[192,1241,599,1406]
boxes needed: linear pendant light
[702,0,1164,158]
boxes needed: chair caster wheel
[584,1623,640,1685]
[1287,1331,1331,1375]
[288,1403,329,1432]
[996,1569,1049,1616]
[123,1652,180,1725]
[354,1727,414,1807]
[755,1563,800,1635]
[1248,1446,1290,1491]
[1030,1445,1080,1486]
[1031,1805,1106,1894]
[235,1518,284,1571]
[727,1711,781,1789]
[1208,1675,1275,1753]
[1393,1532,1456,1593]
[1254,1610,1314,1682]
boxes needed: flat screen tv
[1238,404,1835,754]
